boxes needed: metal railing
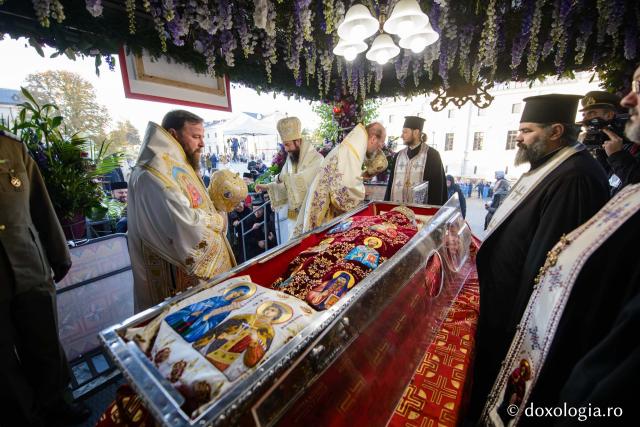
[229,198,283,263]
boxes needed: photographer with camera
[580,90,640,194]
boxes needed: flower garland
[606,0,624,43]
[394,52,412,89]
[253,0,269,30]
[476,0,497,80]
[319,49,333,97]
[422,41,440,81]
[219,29,238,67]
[322,0,335,34]
[13,0,640,101]
[458,24,474,82]
[125,0,136,34]
[32,0,65,28]
[526,0,547,76]
[412,55,423,87]
[574,11,594,65]
[553,0,574,73]
[374,63,383,93]
[595,0,611,45]
[624,22,638,60]
[511,0,536,76]
[237,11,257,58]
[143,0,168,52]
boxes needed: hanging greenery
[0,0,637,100]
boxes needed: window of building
[444,133,454,151]
[473,166,478,174]
[512,103,522,114]
[505,166,509,174]
[505,130,518,150]
[473,132,484,150]
[445,165,448,173]
[448,109,456,119]
[477,107,487,116]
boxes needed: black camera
[582,114,629,146]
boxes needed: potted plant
[0,88,122,239]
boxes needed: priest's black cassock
[383,144,448,205]
[520,205,640,426]
[468,148,610,421]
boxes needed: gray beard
[625,114,640,143]
[514,138,548,166]
[289,150,300,162]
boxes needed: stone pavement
[463,195,490,241]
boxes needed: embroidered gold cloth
[128,122,234,312]
[273,208,417,308]
[293,124,369,236]
[265,138,323,238]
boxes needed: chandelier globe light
[383,0,430,39]
[337,4,379,42]
[333,38,368,61]
[365,33,400,65]
[398,21,440,53]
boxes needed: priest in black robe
[467,94,610,422]
[522,191,640,426]
[384,116,447,205]
[527,65,640,427]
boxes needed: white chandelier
[333,0,439,65]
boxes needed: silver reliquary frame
[100,196,471,427]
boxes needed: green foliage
[361,99,379,124]
[255,169,275,184]
[312,103,341,143]
[0,87,123,220]
[312,99,380,144]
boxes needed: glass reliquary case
[100,195,473,427]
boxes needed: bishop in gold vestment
[256,116,323,240]
[128,111,237,312]
[294,122,387,236]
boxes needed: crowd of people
[2,62,640,426]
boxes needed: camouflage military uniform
[0,131,72,425]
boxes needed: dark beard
[514,138,548,166]
[403,136,418,147]
[289,150,300,162]
[187,151,200,172]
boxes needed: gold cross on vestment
[511,185,526,199]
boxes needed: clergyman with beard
[254,116,323,241]
[384,115,447,205]
[127,110,235,312]
[467,94,610,422]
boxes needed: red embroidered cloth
[389,272,480,427]
[96,276,480,427]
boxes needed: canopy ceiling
[0,1,637,102]
[221,113,277,136]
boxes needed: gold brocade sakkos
[127,122,235,313]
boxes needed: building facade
[376,72,601,180]
[0,88,22,126]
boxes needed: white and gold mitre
[277,116,302,142]
[209,170,248,212]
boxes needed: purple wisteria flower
[624,25,638,60]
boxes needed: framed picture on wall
[119,47,232,111]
